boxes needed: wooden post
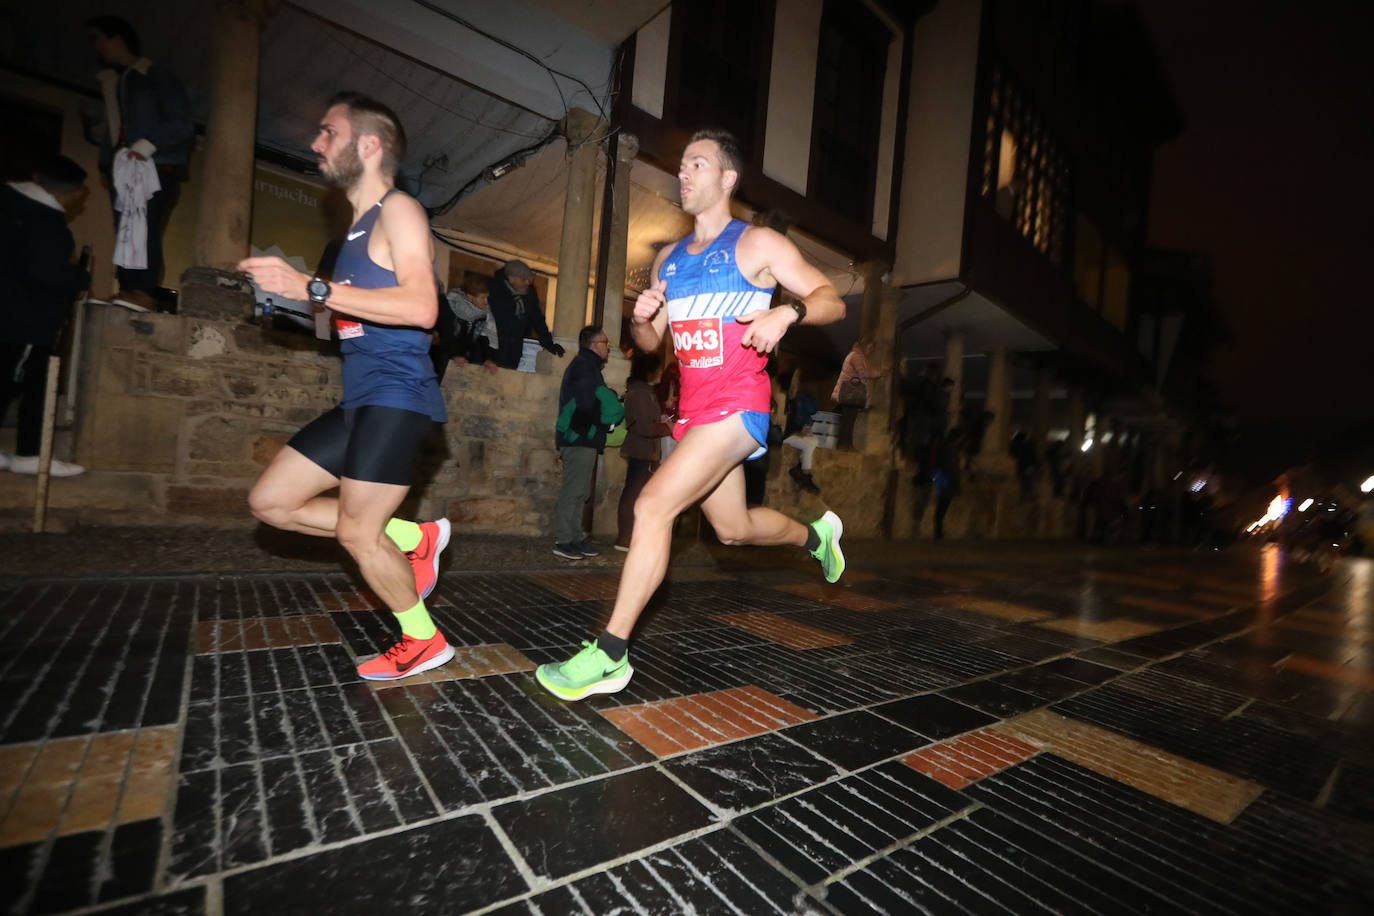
[33,355,61,533]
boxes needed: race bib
[336,318,364,339]
[670,317,723,368]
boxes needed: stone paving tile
[222,813,524,914]
[772,581,900,611]
[4,551,1371,915]
[1035,615,1162,641]
[525,571,622,600]
[905,569,982,588]
[780,710,928,771]
[0,725,179,851]
[712,610,854,649]
[492,767,716,880]
[1277,652,1374,689]
[1,581,192,744]
[939,678,1046,717]
[1115,594,1217,618]
[997,709,1265,823]
[900,726,1040,789]
[492,827,813,914]
[600,685,818,756]
[1054,683,1342,801]
[871,693,998,741]
[378,674,655,812]
[1089,570,1183,590]
[312,583,382,611]
[661,730,841,814]
[930,595,1056,621]
[733,760,972,886]
[965,756,1325,914]
[192,614,339,653]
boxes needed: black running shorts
[288,405,437,486]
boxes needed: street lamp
[1362,475,1374,494]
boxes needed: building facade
[2,0,1203,540]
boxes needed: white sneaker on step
[7,455,86,477]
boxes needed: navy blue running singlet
[332,188,446,422]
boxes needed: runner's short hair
[689,128,743,179]
[87,15,140,56]
[328,91,407,177]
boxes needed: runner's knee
[633,489,678,528]
[334,516,383,557]
[248,483,290,527]
[711,520,751,545]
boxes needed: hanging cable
[409,0,611,120]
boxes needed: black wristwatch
[787,299,806,324]
[307,277,331,304]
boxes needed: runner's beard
[321,141,364,189]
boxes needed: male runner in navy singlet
[239,92,454,680]
[536,129,847,701]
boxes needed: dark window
[809,0,889,224]
[675,0,772,150]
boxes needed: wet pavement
[2,533,1372,915]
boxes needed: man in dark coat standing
[552,325,618,559]
[488,259,564,368]
[0,156,92,477]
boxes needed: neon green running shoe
[535,641,634,701]
[809,510,845,583]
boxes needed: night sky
[1137,1,1374,473]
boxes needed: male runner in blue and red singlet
[239,92,454,681]
[537,129,847,700]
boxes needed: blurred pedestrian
[832,336,882,446]
[616,352,667,550]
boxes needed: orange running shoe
[356,631,455,680]
[406,518,451,600]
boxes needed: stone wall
[1,307,625,534]
[5,307,1070,541]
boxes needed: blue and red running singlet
[659,218,775,423]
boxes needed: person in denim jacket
[86,15,192,311]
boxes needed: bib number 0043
[670,317,723,368]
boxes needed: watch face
[308,279,329,300]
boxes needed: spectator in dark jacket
[1,156,92,477]
[552,326,619,558]
[86,15,192,311]
[489,259,564,368]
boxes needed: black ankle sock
[803,524,821,552]
[597,633,628,661]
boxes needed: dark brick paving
[1,538,1372,915]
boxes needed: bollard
[33,355,61,533]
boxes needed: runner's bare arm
[237,194,438,328]
[746,227,845,325]
[735,227,845,352]
[630,245,672,352]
